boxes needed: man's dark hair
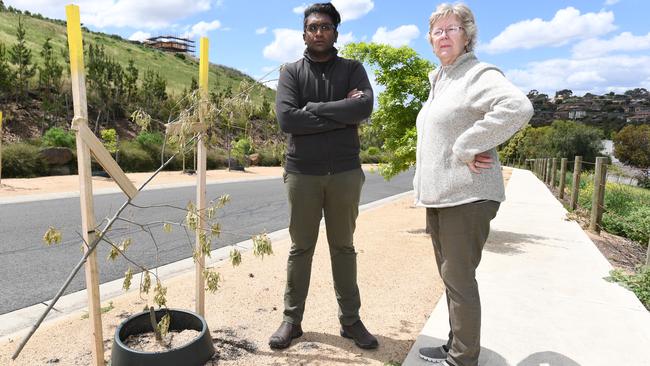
[303,2,341,29]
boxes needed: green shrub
[207,148,228,169]
[136,131,164,148]
[256,143,284,166]
[1,143,48,177]
[602,206,650,244]
[609,267,650,310]
[118,141,155,172]
[42,127,75,149]
[360,146,385,164]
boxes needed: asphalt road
[0,169,414,314]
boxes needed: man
[269,2,377,350]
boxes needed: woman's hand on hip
[467,152,494,174]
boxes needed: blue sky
[6,0,650,96]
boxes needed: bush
[42,127,75,149]
[1,143,48,177]
[136,131,164,148]
[360,146,384,164]
[256,143,284,166]
[207,148,228,169]
[609,267,650,310]
[118,141,155,172]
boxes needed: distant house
[627,110,650,124]
[144,36,195,54]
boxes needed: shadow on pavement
[517,351,582,366]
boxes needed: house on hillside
[144,36,195,54]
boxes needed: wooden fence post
[546,158,552,184]
[194,37,210,317]
[646,237,650,267]
[570,156,582,210]
[559,158,568,199]
[551,158,557,188]
[65,6,104,365]
[589,157,607,233]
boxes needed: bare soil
[551,187,647,272]
[124,329,201,352]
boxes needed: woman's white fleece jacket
[414,52,534,208]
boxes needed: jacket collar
[303,47,339,64]
[440,51,476,74]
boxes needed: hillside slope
[0,11,276,99]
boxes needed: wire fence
[504,156,650,267]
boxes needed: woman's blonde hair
[427,3,477,52]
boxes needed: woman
[414,3,533,366]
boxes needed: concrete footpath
[405,168,650,366]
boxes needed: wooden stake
[66,5,104,365]
[195,37,209,316]
[551,158,557,188]
[570,156,582,211]
[559,158,568,199]
[589,157,607,233]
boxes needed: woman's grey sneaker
[418,345,449,362]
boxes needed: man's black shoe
[269,321,303,349]
[340,320,379,349]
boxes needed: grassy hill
[0,11,275,103]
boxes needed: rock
[248,153,261,166]
[39,147,73,166]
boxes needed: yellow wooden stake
[195,37,209,316]
[66,5,104,365]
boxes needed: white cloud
[263,28,304,63]
[292,0,374,22]
[331,0,374,22]
[480,7,616,54]
[336,32,356,47]
[183,20,222,39]
[256,27,268,35]
[293,4,307,15]
[128,31,152,42]
[5,0,213,30]
[506,55,650,96]
[572,32,650,58]
[371,25,420,47]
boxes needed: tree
[38,38,63,131]
[0,43,13,101]
[9,16,37,101]
[555,89,573,101]
[124,59,139,104]
[140,69,168,118]
[545,120,603,163]
[613,124,650,172]
[342,42,434,179]
[500,120,603,164]
[624,88,649,99]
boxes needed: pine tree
[9,16,37,101]
[124,59,139,104]
[38,38,63,130]
[0,43,14,101]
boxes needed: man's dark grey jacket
[276,49,373,175]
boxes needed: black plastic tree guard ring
[111,308,215,366]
